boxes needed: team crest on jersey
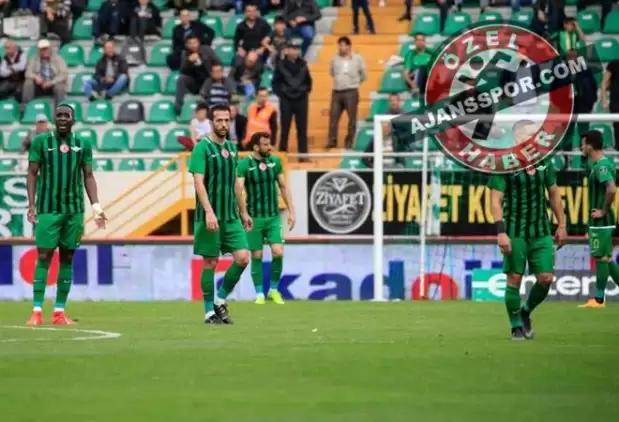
[59,144,70,153]
[221,149,229,158]
[259,163,267,171]
[526,166,536,175]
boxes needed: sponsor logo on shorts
[309,171,371,235]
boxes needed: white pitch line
[0,326,121,343]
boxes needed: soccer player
[578,130,619,308]
[236,132,295,304]
[190,103,252,324]
[489,120,567,340]
[26,104,106,326]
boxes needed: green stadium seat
[316,0,330,8]
[510,10,533,27]
[263,13,276,26]
[398,43,413,58]
[0,99,19,124]
[87,0,105,11]
[576,10,600,34]
[59,43,84,67]
[59,99,83,122]
[478,11,502,23]
[443,12,472,35]
[100,128,129,151]
[224,15,244,39]
[93,159,114,171]
[118,158,146,171]
[27,45,38,59]
[403,97,423,113]
[132,72,162,95]
[379,69,407,94]
[149,42,172,67]
[85,47,103,67]
[603,9,619,34]
[22,100,51,124]
[132,128,161,152]
[151,0,168,8]
[201,16,223,38]
[215,44,235,65]
[594,38,619,62]
[353,127,373,150]
[85,100,114,124]
[366,98,388,121]
[179,99,196,124]
[0,131,4,149]
[75,128,98,148]
[150,158,179,171]
[6,128,29,152]
[148,100,175,123]
[0,159,16,171]
[164,72,179,94]
[590,123,613,148]
[72,16,94,40]
[260,70,273,90]
[411,13,440,36]
[163,18,180,39]
[340,157,367,169]
[163,127,190,152]
[70,72,93,95]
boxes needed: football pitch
[0,301,617,422]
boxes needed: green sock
[595,261,610,300]
[270,256,283,291]
[608,262,619,287]
[251,257,263,295]
[218,262,246,299]
[32,258,50,309]
[201,267,215,313]
[523,282,551,314]
[505,285,522,328]
[55,262,72,310]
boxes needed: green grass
[0,302,617,422]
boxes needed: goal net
[369,113,619,302]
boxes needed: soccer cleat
[511,327,526,341]
[520,309,535,339]
[268,289,285,305]
[578,299,606,308]
[51,311,77,325]
[214,303,234,324]
[255,294,266,305]
[205,313,223,324]
[26,311,43,326]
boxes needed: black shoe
[214,302,233,324]
[398,14,411,21]
[511,327,526,341]
[205,313,223,324]
[326,140,337,149]
[520,309,534,339]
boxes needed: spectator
[601,59,619,150]
[362,95,406,169]
[351,0,375,34]
[403,34,431,95]
[199,63,235,108]
[167,9,215,71]
[94,0,130,42]
[190,102,212,141]
[39,0,72,45]
[273,40,312,159]
[233,3,271,66]
[130,0,162,40]
[229,50,263,99]
[174,35,220,115]
[545,0,566,33]
[15,1,41,15]
[266,16,290,69]
[0,39,28,101]
[554,17,584,56]
[83,40,129,101]
[22,39,67,107]
[563,49,597,149]
[244,87,278,148]
[71,0,86,21]
[21,114,51,154]
[284,0,321,57]
[228,101,247,144]
[327,36,366,149]
[531,5,550,38]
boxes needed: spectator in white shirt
[190,102,212,141]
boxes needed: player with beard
[236,132,295,304]
[26,104,106,326]
[190,103,252,324]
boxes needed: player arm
[488,175,506,233]
[276,173,294,215]
[604,180,617,213]
[26,137,42,211]
[601,70,611,106]
[235,177,248,216]
[547,184,567,228]
[193,173,215,215]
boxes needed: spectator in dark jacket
[0,39,28,101]
[83,40,129,100]
[167,8,215,70]
[94,0,130,42]
[130,0,162,40]
[233,3,271,65]
[175,35,220,115]
[229,50,263,98]
[273,40,312,157]
[40,0,72,44]
[284,0,321,57]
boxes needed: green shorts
[194,219,248,257]
[588,227,614,258]
[503,236,555,275]
[35,213,84,250]
[247,216,283,251]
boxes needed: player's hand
[554,225,567,248]
[591,209,605,219]
[27,206,36,224]
[94,213,107,229]
[584,232,589,240]
[603,99,609,110]
[205,211,219,232]
[497,233,512,255]
[241,212,253,232]
[288,212,295,230]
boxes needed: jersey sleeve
[275,156,284,175]
[236,158,248,177]
[596,163,614,184]
[189,141,207,175]
[81,137,93,167]
[544,160,557,186]
[28,135,43,163]
[488,175,506,192]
